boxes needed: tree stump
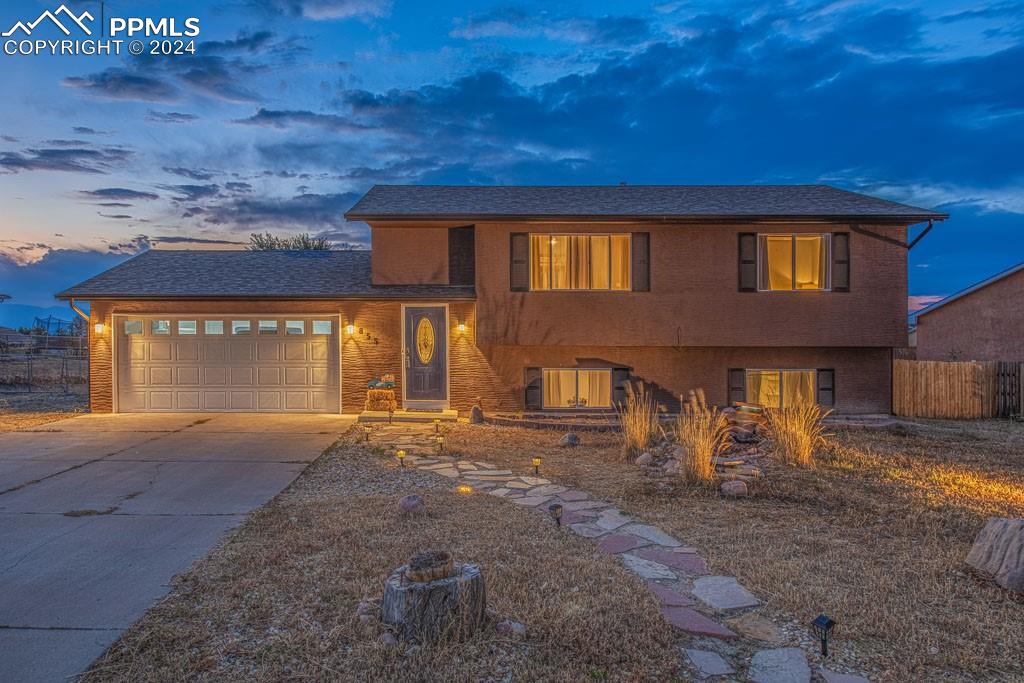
[381,552,486,643]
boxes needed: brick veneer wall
[916,268,1024,361]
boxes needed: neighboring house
[913,262,1024,362]
[57,184,946,415]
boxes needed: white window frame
[541,367,614,409]
[745,368,816,408]
[529,233,631,292]
[756,233,831,292]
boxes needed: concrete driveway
[0,413,352,682]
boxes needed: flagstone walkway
[367,424,869,682]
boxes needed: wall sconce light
[457,322,467,333]
[396,449,406,467]
[346,323,356,335]
[532,456,541,475]
[810,614,835,657]
[548,503,563,526]
[93,322,105,334]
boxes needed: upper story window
[530,234,630,291]
[758,234,830,291]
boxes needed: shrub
[764,403,831,467]
[675,389,730,483]
[617,382,659,459]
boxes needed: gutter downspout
[68,298,90,322]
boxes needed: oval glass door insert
[415,316,435,364]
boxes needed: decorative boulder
[495,619,526,638]
[398,494,426,517]
[663,459,681,476]
[966,517,1024,593]
[559,432,581,447]
[721,480,749,497]
[635,452,653,466]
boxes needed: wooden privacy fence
[893,359,1023,419]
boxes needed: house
[56,184,947,415]
[912,262,1024,362]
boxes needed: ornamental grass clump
[675,389,731,484]
[617,382,659,459]
[764,403,831,467]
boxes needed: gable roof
[912,261,1024,322]
[345,184,947,222]
[55,250,474,300]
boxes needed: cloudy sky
[1,0,1022,323]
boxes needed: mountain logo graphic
[3,4,94,37]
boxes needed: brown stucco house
[56,184,947,415]
[913,262,1024,362]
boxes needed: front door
[404,305,447,406]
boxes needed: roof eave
[55,292,477,302]
[345,212,948,223]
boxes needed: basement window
[124,320,142,335]
[745,369,815,408]
[177,320,197,335]
[231,320,251,335]
[151,320,170,335]
[542,369,612,409]
[204,320,224,335]
[285,320,305,335]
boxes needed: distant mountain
[0,303,84,330]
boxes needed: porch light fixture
[532,456,541,475]
[810,614,835,657]
[397,449,406,467]
[93,322,105,334]
[457,484,473,495]
[345,323,356,335]
[548,503,563,526]
[457,322,467,333]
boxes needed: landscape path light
[810,614,835,657]
[532,456,541,475]
[397,449,406,468]
[548,503,563,526]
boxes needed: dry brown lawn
[82,439,679,682]
[0,392,86,432]
[443,419,1024,682]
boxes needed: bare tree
[247,232,334,251]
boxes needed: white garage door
[116,316,340,412]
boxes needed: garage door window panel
[286,320,305,335]
[259,320,278,335]
[232,320,251,335]
[178,320,197,335]
[312,320,331,335]
[151,320,170,335]
[124,320,143,335]
[205,320,224,335]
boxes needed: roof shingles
[345,184,947,221]
[56,250,474,300]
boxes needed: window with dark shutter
[631,232,650,292]
[524,367,543,410]
[448,226,475,286]
[510,233,529,291]
[611,366,631,406]
[738,233,757,291]
[832,232,850,292]
[728,368,746,405]
[816,369,835,407]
